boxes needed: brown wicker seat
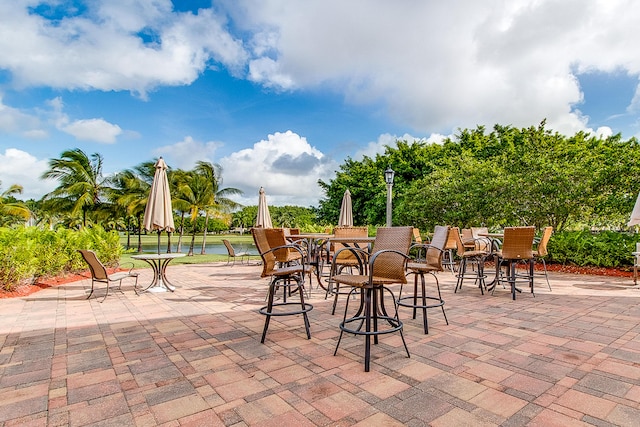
[401,225,450,334]
[493,226,536,300]
[252,228,313,343]
[452,227,490,294]
[78,249,139,302]
[332,226,412,372]
[533,226,553,291]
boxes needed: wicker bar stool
[451,227,490,294]
[332,226,412,372]
[400,225,450,334]
[252,228,313,343]
[493,226,536,300]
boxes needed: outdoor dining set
[249,224,554,372]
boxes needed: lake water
[126,241,257,255]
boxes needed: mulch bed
[0,271,89,299]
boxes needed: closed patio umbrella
[338,189,353,226]
[255,187,273,228]
[143,157,175,253]
[629,191,640,227]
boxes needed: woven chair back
[370,226,413,283]
[536,226,553,257]
[501,226,535,260]
[450,227,468,256]
[251,228,278,278]
[78,249,109,281]
[412,228,422,244]
[222,239,237,257]
[263,228,298,263]
[424,225,449,268]
[333,226,369,262]
[444,226,458,250]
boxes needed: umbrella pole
[157,230,161,255]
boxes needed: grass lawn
[119,232,261,268]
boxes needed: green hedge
[547,230,637,268]
[0,226,121,290]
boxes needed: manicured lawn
[119,232,260,268]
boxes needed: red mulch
[0,271,89,299]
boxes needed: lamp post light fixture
[384,166,395,227]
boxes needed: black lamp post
[384,166,395,227]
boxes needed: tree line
[3,121,640,244]
[1,149,241,255]
[316,121,640,232]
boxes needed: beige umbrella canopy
[143,157,175,253]
[338,189,353,226]
[629,190,640,226]
[255,187,273,228]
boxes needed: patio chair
[634,242,640,286]
[222,239,250,266]
[493,226,536,300]
[251,227,313,343]
[401,225,450,334]
[332,226,413,372]
[78,249,139,302]
[532,226,553,291]
[452,227,490,294]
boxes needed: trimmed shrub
[0,226,121,290]
[547,230,637,268]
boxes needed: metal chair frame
[78,250,139,302]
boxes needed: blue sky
[1,0,639,207]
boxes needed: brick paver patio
[1,262,639,426]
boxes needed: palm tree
[194,161,242,254]
[0,182,31,225]
[172,170,212,256]
[41,149,109,228]
[109,164,153,252]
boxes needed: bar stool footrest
[259,302,313,317]
[397,296,444,310]
[339,315,403,336]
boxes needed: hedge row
[547,230,637,268]
[0,227,637,291]
[0,226,121,290]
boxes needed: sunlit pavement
[1,262,639,426]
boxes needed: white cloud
[220,130,338,207]
[0,148,56,200]
[0,95,47,138]
[62,119,122,143]
[154,136,222,170]
[0,1,247,95]
[225,0,640,135]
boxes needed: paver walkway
[1,262,639,426]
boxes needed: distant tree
[41,149,110,228]
[0,182,31,226]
